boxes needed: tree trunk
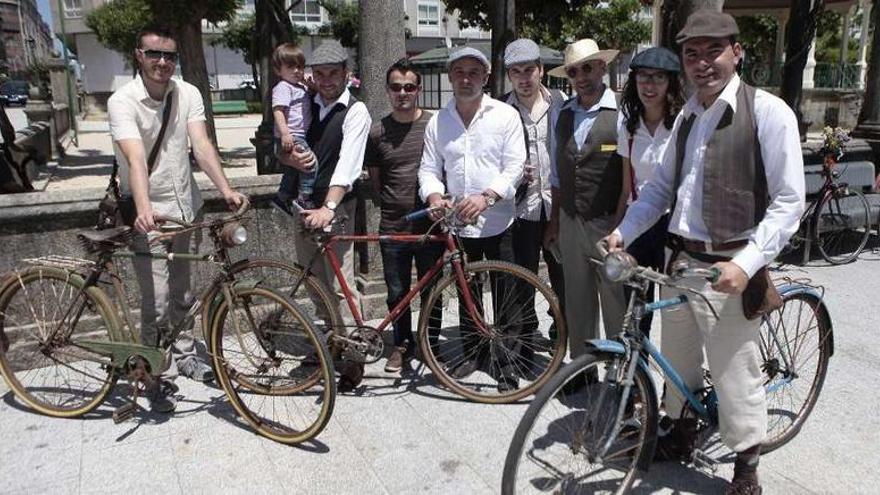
[177,19,217,145]
[659,0,725,51]
[358,0,406,119]
[853,0,880,143]
[490,0,516,98]
[780,0,825,139]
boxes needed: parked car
[0,80,29,106]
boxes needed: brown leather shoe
[384,346,406,373]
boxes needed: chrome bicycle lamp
[603,251,638,282]
[221,223,248,247]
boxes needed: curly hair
[620,69,685,137]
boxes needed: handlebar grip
[153,215,190,228]
[404,208,432,222]
[234,196,251,216]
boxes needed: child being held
[270,42,315,214]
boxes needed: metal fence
[740,61,862,89]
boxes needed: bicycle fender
[584,339,653,374]
[774,283,835,357]
[205,278,262,328]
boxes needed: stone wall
[0,175,389,321]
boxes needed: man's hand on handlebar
[709,261,749,294]
[602,232,625,253]
[135,209,162,234]
[456,194,489,224]
[222,191,248,211]
[302,205,335,230]
[427,194,453,221]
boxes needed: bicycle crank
[337,328,385,364]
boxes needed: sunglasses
[387,83,419,93]
[565,62,599,79]
[140,49,178,63]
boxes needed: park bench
[212,100,249,115]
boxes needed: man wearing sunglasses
[545,39,627,370]
[365,58,442,373]
[107,25,245,412]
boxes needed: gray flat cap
[676,9,739,44]
[504,39,541,68]
[447,46,490,71]
[309,40,348,67]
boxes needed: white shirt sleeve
[489,109,526,199]
[731,93,806,277]
[107,94,142,141]
[328,101,371,189]
[548,105,560,189]
[615,113,682,246]
[419,113,446,201]
[185,85,206,123]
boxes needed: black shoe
[147,379,178,413]
[271,196,293,216]
[449,358,481,379]
[726,475,762,495]
[177,357,214,383]
[337,361,364,393]
[653,417,697,462]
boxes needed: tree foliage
[85,0,155,69]
[318,1,359,48]
[443,0,648,51]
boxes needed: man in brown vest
[545,39,627,365]
[606,10,805,495]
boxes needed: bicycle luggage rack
[21,255,97,271]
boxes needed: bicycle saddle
[77,226,134,253]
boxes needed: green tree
[318,1,359,48]
[85,0,154,72]
[559,0,650,52]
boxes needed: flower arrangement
[818,126,851,165]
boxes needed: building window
[291,0,322,24]
[63,0,83,19]
[417,0,440,36]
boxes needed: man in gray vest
[606,10,805,494]
[545,39,627,364]
[503,38,567,364]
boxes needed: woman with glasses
[616,47,685,335]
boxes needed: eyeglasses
[387,83,419,93]
[140,49,178,63]
[635,72,669,84]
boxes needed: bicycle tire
[210,285,335,444]
[759,290,831,453]
[213,258,344,350]
[417,260,567,403]
[502,352,658,495]
[812,186,870,264]
[0,266,119,417]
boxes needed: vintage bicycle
[261,199,568,403]
[502,245,832,493]
[0,200,336,445]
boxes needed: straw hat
[547,39,619,78]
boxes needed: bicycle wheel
[417,260,567,403]
[759,290,831,453]
[0,266,119,417]
[220,258,344,350]
[502,352,658,495]
[812,187,870,264]
[210,285,335,444]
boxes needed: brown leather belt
[669,234,748,253]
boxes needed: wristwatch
[324,200,338,211]
[482,191,497,208]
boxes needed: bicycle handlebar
[155,197,251,228]
[403,207,436,222]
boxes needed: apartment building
[1,0,54,75]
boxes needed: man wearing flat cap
[418,46,526,392]
[502,38,567,366]
[606,10,805,494]
[545,38,627,370]
[286,39,372,390]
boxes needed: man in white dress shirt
[419,47,525,392]
[605,10,805,495]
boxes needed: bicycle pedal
[112,402,138,424]
[690,449,718,473]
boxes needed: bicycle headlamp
[603,251,637,282]
[221,223,248,247]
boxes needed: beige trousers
[291,199,361,322]
[559,211,627,358]
[660,251,767,452]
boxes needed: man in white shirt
[284,40,371,392]
[544,39,627,366]
[605,11,805,495]
[108,26,245,412]
[419,47,525,391]
[502,39,567,366]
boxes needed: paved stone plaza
[1,253,879,494]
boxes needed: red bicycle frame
[310,231,490,334]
